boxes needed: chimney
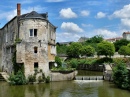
[17,3,21,16]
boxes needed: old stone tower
[0,4,56,77]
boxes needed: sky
[1,0,130,42]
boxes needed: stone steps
[0,72,9,82]
[0,73,6,81]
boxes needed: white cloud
[81,10,90,16]
[95,29,118,38]
[56,32,83,42]
[82,23,93,27]
[109,4,130,28]
[59,8,77,19]
[61,22,84,33]
[111,4,130,18]
[96,12,106,18]
[121,18,130,27]
[46,0,64,2]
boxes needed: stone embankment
[50,71,78,81]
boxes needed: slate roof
[19,11,48,20]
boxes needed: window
[29,29,37,37]
[34,47,38,53]
[30,29,33,36]
[34,62,38,68]
[51,46,56,55]
[34,29,37,37]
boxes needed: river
[0,71,130,97]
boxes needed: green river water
[0,71,130,97]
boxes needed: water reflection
[0,81,130,97]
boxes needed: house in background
[123,32,130,40]
[0,4,57,77]
[105,37,123,43]
[78,37,89,42]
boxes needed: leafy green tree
[127,43,130,48]
[66,42,82,58]
[86,35,103,43]
[118,46,130,57]
[97,41,115,57]
[80,45,95,57]
[113,62,129,89]
[56,44,68,54]
[114,39,130,52]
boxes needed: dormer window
[29,29,37,37]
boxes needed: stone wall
[50,71,78,81]
[0,17,18,74]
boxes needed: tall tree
[86,35,103,43]
[97,41,115,57]
[80,45,95,57]
[114,39,130,52]
[66,42,82,58]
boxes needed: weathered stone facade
[0,4,56,78]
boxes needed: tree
[80,45,95,57]
[66,42,82,58]
[118,46,130,57]
[97,41,115,57]
[114,39,130,52]
[86,35,103,43]
[127,43,130,48]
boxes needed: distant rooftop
[123,32,130,34]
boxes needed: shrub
[38,76,43,83]
[45,76,50,83]
[69,59,78,68]
[112,62,129,89]
[28,74,36,83]
[8,70,27,85]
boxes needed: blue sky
[1,0,130,42]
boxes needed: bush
[28,74,36,83]
[45,76,50,83]
[8,70,27,85]
[38,76,43,83]
[112,62,129,89]
[69,59,78,68]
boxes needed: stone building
[0,4,57,77]
[123,32,130,40]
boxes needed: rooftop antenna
[33,7,34,11]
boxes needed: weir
[75,76,104,80]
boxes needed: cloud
[61,22,84,33]
[81,10,90,16]
[82,23,93,27]
[46,0,64,2]
[96,12,106,18]
[56,32,81,42]
[111,4,130,19]
[121,18,130,27]
[59,8,77,19]
[110,4,130,28]
[95,29,118,38]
